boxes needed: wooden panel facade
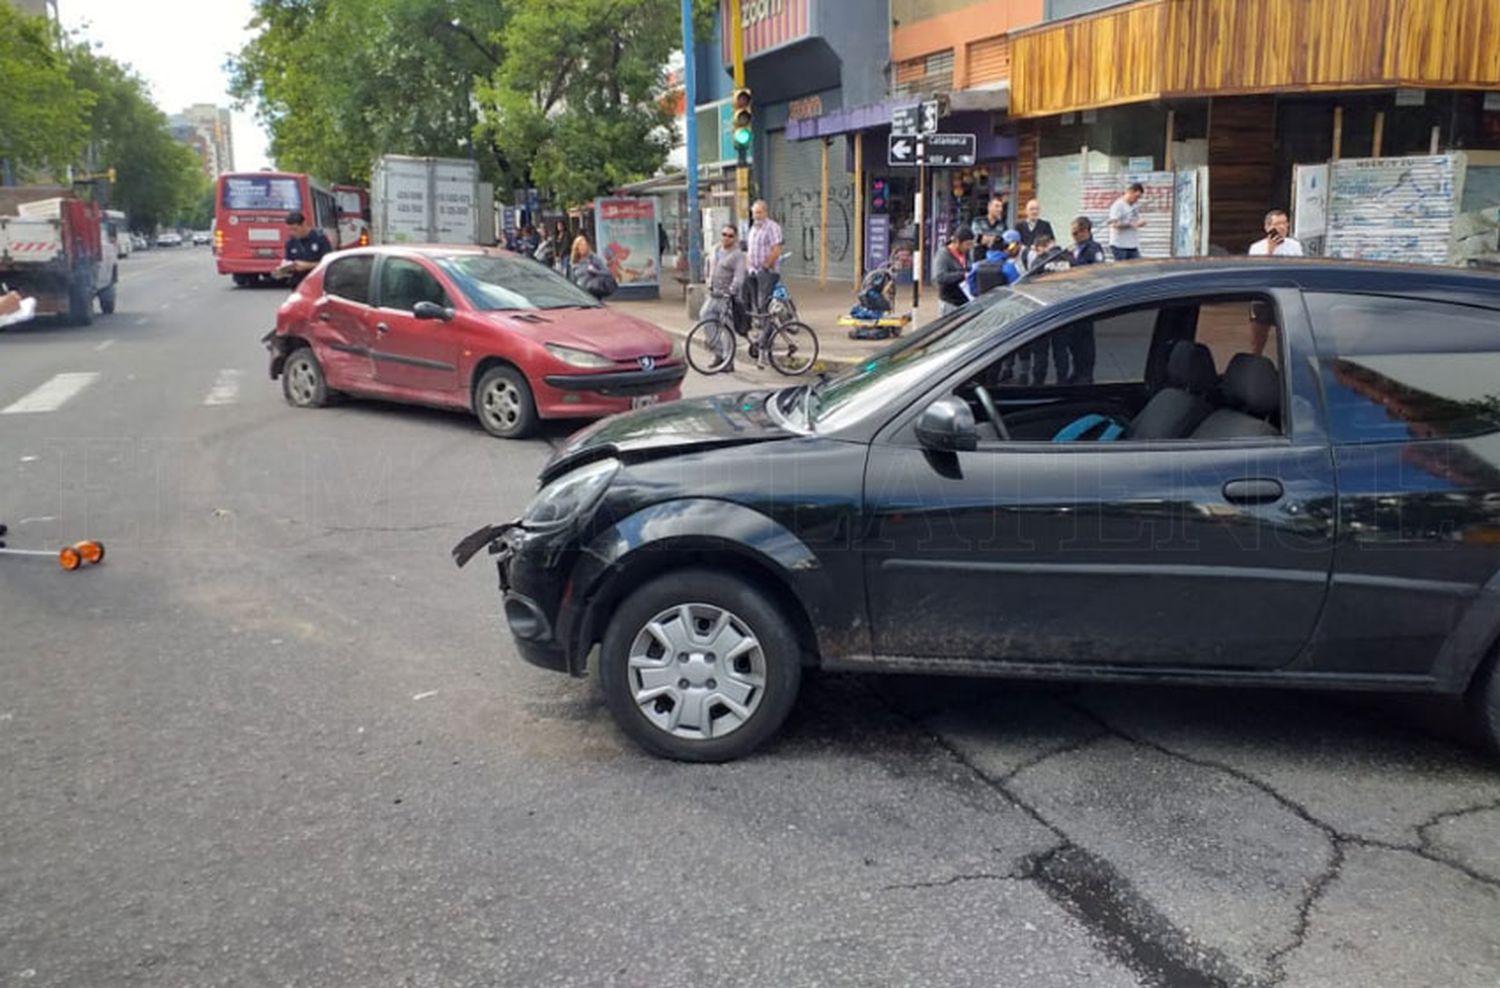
[1017,124,1040,205]
[967,34,1012,86]
[1010,0,1170,118]
[1207,97,1279,253]
[1011,0,1500,118]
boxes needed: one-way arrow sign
[888,134,917,166]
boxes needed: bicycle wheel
[685,319,736,374]
[765,321,819,376]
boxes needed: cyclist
[702,225,748,367]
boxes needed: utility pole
[729,0,749,221]
[681,0,701,283]
[913,148,925,310]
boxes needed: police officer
[278,210,333,282]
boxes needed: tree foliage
[0,4,91,180]
[229,0,510,186]
[231,0,716,205]
[64,41,205,231]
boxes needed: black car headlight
[522,458,620,529]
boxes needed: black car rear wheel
[599,569,802,762]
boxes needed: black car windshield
[808,291,1042,431]
[437,255,603,311]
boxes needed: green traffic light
[733,127,752,148]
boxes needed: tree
[0,4,91,181]
[473,0,716,206]
[64,41,205,231]
[228,0,511,185]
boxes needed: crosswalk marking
[94,338,115,352]
[1,372,101,415]
[203,369,242,406]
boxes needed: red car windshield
[437,255,602,311]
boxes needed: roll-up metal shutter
[767,130,855,282]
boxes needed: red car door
[370,256,462,397]
[312,254,377,390]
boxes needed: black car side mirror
[915,397,979,452]
[413,300,453,321]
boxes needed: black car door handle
[1223,479,1284,505]
[375,322,389,334]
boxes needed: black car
[457,259,1500,762]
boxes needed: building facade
[1009,0,1500,255]
[170,105,235,180]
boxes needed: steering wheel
[972,384,1010,441]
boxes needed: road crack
[1058,697,1500,981]
[880,871,1027,892]
[861,682,1256,988]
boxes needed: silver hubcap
[482,379,521,431]
[627,603,766,741]
[288,360,317,404]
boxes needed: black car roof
[1013,258,1500,309]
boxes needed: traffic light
[731,88,753,162]
[106,167,117,183]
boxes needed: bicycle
[685,288,820,377]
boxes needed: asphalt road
[2,249,1498,988]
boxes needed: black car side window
[958,295,1288,445]
[324,255,373,305]
[1306,293,1500,444]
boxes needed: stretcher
[837,311,911,341]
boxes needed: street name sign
[891,106,919,136]
[920,133,977,167]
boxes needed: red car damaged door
[369,256,462,397]
[311,254,377,391]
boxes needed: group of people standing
[509,221,614,297]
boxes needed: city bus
[332,184,370,250]
[213,171,338,286]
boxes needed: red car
[263,246,685,438]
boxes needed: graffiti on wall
[772,182,854,277]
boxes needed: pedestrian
[743,199,784,318]
[1056,217,1107,384]
[1249,209,1303,257]
[1107,182,1147,261]
[935,227,975,316]
[569,235,614,298]
[1246,209,1303,355]
[702,224,749,366]
[970,195,1010,263]
[276,210,333,283]
[551,221,570,270]
[1014,199,1055,249]
[519,224,542,257]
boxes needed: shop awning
[786,98,919,142]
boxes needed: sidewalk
[614,275,943,373]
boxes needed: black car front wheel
[600,569,803,762]
[1470,654,1500,759]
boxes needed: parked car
[156,231,182,247]
[263,246,685,438]
[456,259,1500,762]
[191,230,212,246]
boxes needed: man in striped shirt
[743,199,785,317]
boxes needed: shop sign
[789,96,823,121]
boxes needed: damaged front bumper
[453,521,569,674]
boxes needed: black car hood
[541,389,792,484]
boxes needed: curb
[652,318,865,377]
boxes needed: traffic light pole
[680,0,700,284]
[729,0,749,222]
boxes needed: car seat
[1190,353,1281,439]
